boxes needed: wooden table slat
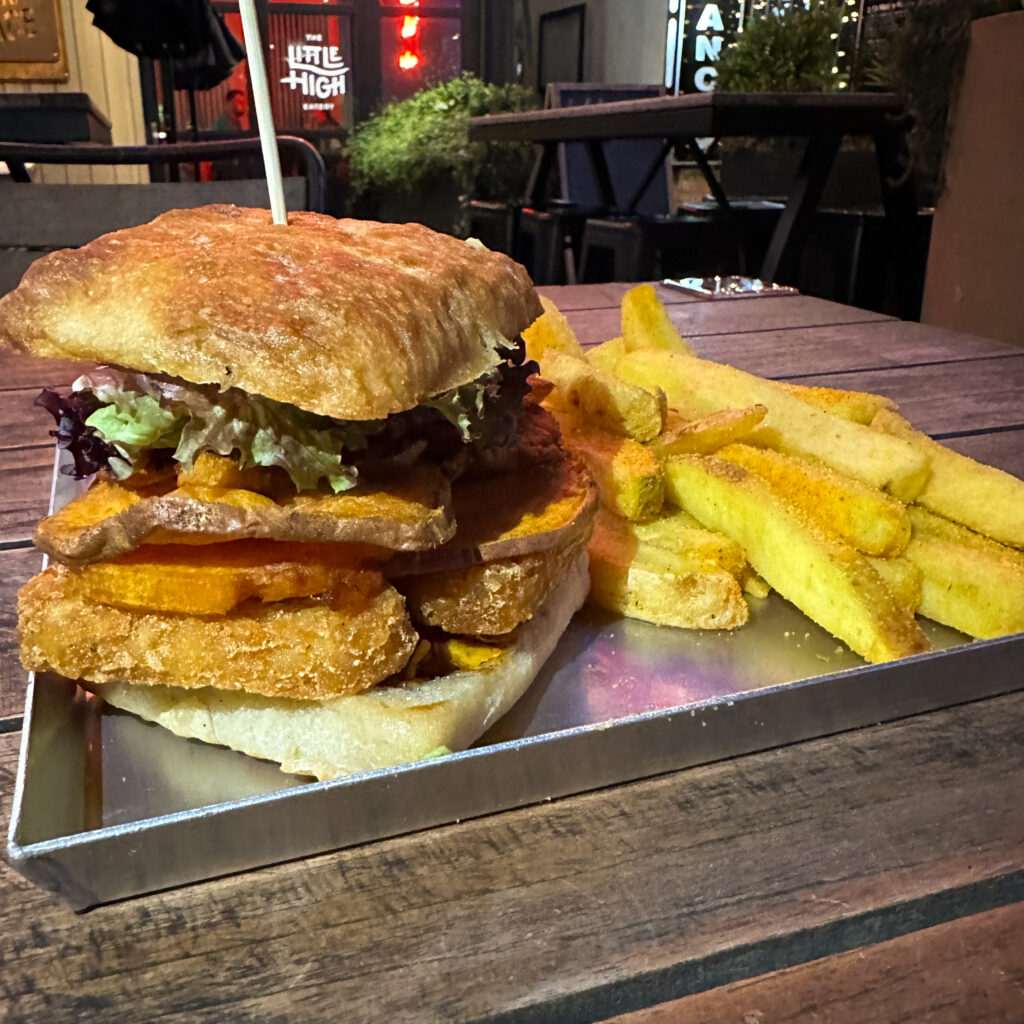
[0,387,65,452]
[564,296,890,349]
[599,901,1024,1024]
[539,282,701,311]
[0,446,55,545]
[687,321,1017,379]
[0,545,44,722]
[0,354,93,392]
[793,358,1024,437]
[1,691,1022,1022]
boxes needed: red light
[398,50,419,70]
[401,15,419,38]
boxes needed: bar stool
[463,199,520,256]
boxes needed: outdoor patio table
[468,93,918,315]
[1,284,1022,1021]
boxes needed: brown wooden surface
[0,546,44,723]
[2,692,1022,1023]
[468,92,903,144]
[1,285,1022,1022]
[0,445,54,545]
[599,901,1024,1024]
[559,295,888,347]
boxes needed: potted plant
[347,73,539,235]
[713,1,874,205]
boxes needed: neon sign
[279,33,350,100]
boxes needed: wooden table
[1,285,1023,1021]
[468,93,918,314]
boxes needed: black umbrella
[87,0,245,89]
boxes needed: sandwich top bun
[0,206,542,421]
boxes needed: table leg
[761,130,843,285]
[584,140,617,209]
[525,144,558,206]
[685,137,732,214]
[6,161,31,183]
[874,120,920,320]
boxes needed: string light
[398,50,419,69]
[401,15,419,38]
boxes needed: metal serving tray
[9,455,1024,910]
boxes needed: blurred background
[1,0,1021,336]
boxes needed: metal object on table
[8,456,1024,910]
[663,275,799,298]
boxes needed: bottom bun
[91,553,590,780]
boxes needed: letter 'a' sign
[682,1,742,93]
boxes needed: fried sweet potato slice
[71,540,386,616]
[387,452,597,576]
[36,466,455,566]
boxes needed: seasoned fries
[663,455,930,663]
[562,430,664,522]
[543,350,667,441]
[528,286,1024,657]
[617,348,930,502]
[596,506,748,578]
[586,336,628,375]
[588,516,748,629]
[778,382,897,424]
[866,556,923,612]
[522,294,584,362]
[715,443,911,557]
[621,284,694,355]
[647,406,768,458]
[872,409,1024,549]
[904,506,1024,638]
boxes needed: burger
[1,205,596,780]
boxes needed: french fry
[588,518,748,629]
[904,506,1024,638]
[715,442,911,557]
[543,350,667,441]
[663,454,931,663]
[739,568,772,599]
[778,382,897,424]
[621,284,694,355]
[586,336,628,375]
[522,295,584,362]
[596,505,748,578]
[563,430,665,521]
[871,409,1024,549]
[617,349,930,501]
[866,555,923,612]
[647,405,768,458]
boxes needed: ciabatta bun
[0,206,542,420]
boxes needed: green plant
[716,2,846,93]
[864,0,1021,200]
[347,73,538,203]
